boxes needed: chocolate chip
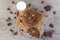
[53,11,56,15]
[7,22,12,26]
[44,5,51,11]
[13,32,18,35]
[49,23,54,28]
[7,8,10,10]
[9,29,14,33]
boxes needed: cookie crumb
[9,11,13,14]
[15,11,19,17]
[27,3,31,7]
[20,19,22,22]
[13,32,18,35]
[7,22,12,26]
[21,29,23,31]
[41,0,44,3]
[53,11,56,15]
[14,16,17,19]
[49,23,54,28]
[7,7,10,10]
[44,5,51,11]
[11,1,15,4]
[45,15,48,17]
[7,17,11,21]
[9,29,14,33]
[42,31,53,37]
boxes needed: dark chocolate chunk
[49,23,54,28]
[7,22,12,26]
[44,5,51,11]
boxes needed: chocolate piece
[44,5,51,11]
[27,27,40,38]
[49,23,54,28]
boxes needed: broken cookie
[16,8,43,38]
